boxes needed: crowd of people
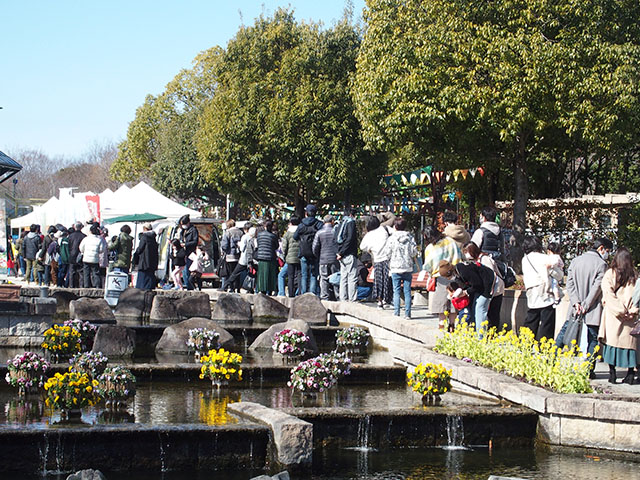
[8,203,640,384]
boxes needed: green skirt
[257,260,278,294]
[602,344,638,368]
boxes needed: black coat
[336,218,358,257]
[181,225,199,255]
[133,231,159,272]
[455,262,494,298]
[171,247,186,268]
[255,231,279,262]
[23,233,42,260]
[68,230,86,264]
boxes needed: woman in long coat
[255,220,279,295]
[598,247,639,384]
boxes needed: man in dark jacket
[179,215,199,290]
[57,231,70,287]
[133,223,159,290]
[68,222,87,288]
[23,224,42,284]
[336,208,358,302]
[312,215,339,301]
[294,204,323,295]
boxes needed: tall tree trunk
[511,153,529,273]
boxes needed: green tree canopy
[354,0,640,235]
[196,9,385,213]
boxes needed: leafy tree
[354,0,640,241]
[110,48,223,203]
[196,9,385,214]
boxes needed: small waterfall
[39,432,50,475]
[159,432,168,472]
[357,415,371,450]
[241,328,248,353]
[444,415,466,450]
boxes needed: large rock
[212,293,252,323]
[51,290,79,317]
[176,292,211,320]
[69,298,115,324]
[114,288,156,326]
[288,293,327,325]
[149,295,178,325]
[252,293,289,322]
[92,325,136,357]
[155,317,235,354]
[66,470,107,480]
[248,319,318,354]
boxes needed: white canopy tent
[10,182,200,231]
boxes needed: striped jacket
[422,237,462,277]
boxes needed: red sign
[85,195,101,223]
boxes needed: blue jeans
[278,263,288,296]
[57,263,69,287]
[392,272,412,318]
[473,294,491,334]
[184,256,194,290]
[300,257,318,295]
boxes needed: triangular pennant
[420,172,428,184]
[469,168,477,178]
[442,194,448,201]
[410,173,419,185]
[401,174,410,185]
[422,166,433,175]
[383,175,392,185]
[456,191,463,199]
[453,169,460,181]
[448,192,456,201]
[434,171,443,182]
[461,169,469,180]
[446,173,451,182]
[478,166,485,177]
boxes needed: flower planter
[60,408,83,420]
[8,370,41,396]
[211,378,230,390]
[421,394,442,406]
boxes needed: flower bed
[69,352,109,378]
[434,321,596,394]
[44,371,101,411]
[336,326,369,349]
[288,352,352,394]
[272,329,310,357]
[199,348,243,387]
[5,352,50,396]
[63,320,97,351]
[42,324,82,360]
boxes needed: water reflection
[4,399,44,425]
[198,391,241,425]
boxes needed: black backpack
[298,222,320,260]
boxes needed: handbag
[427,276,437,292]
[367,266,375,283]
[216,256,231,278]
[561,311,584,347]
[242,274,256,292]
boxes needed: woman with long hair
[598,247,639,384]
[422,225,462,330]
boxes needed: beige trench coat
[598,269,639,350]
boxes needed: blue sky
[0,0,366,160]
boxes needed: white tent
[10,182,200,231]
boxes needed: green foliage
[196,9,385,210]
[354,0,640,220]
[111,48,223,202]
[434,322,596,394]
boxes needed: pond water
[0,381,499,428]
[9,446,640,480]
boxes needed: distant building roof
[0,151,22,183]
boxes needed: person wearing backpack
[221,219,244,292]
[294,204,323,295]
[471,206,505,258]
[463,242,505,331]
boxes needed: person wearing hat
[294,204,324,295]
[133,223,159,290]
